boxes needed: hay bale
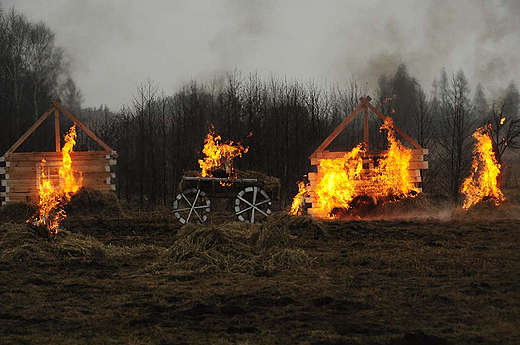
[378,193,438,218]
[0,202,36,223]
[236,170,281,194]
[179,170,281,195]
[0,223,54,262]
[264,212,328,239]
[65,188,123,217]
[56,231,105,262]
[0,223,105,263]
[163,221,311,275]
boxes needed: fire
[500,117,506,125]
[372,117,415,197]
[198,125,248,177]
[290,181,307,216]
[315,144,365,215]
[461,125,505,209]
[310,117,417,218]
[30,125,83,235]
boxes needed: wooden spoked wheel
[173,188,211,224]
[235,186,272,223]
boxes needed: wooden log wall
[306,149,428,218]
[0,151,117,206]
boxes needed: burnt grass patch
[0,212,519,344]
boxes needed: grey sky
[3,0,519,110]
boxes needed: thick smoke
[2,0,519,109]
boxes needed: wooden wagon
[306,96,428,218]
[173,176,274,224]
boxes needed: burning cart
[173,175,273,224]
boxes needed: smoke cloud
[2,0,519,110]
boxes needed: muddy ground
[0,206,519,344]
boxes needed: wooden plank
[54,108,61,152]
[7,159,109,168]
[5,174,113,187]
[7,183,116,193]
[4,106,56,155]
[53,101,113,152]
[5,164,110,175]
[366,103,423,149]
[309,100,367,158]
[408,161,428,170]
[364,105,369,150]
[316,150,428,159]
[6,151,108,160]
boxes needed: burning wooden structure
[172,126,278,224]
[306,96,428,218]
[0,101,117,206]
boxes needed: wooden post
[366,102,423,149]
[54,108,60,152]
[53,101,114,152]
[363,105,369,150]
[4,106,55,155]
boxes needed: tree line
[0,5,82,154]
[1,5,519,208]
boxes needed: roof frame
[2,100,113,157]
[309,96,423,159]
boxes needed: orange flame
[290,181,307,216]
[198,125,248,177]
[311,117,417,218]
[461,125,505,209]
[30,125,83,235]
[372,117,415,197]
[500,117,506,125]
[315,144,365,215]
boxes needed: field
[0,198,519,345]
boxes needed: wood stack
[306,96,428,218]
[0,101,117,206]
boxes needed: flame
[315,144,365,215]
[461,125,505,209]
[500,117,506,125]
[311,117,417,218]
[29,125,82,235]
[290,181,307,215]
[372,117,415,197]
[198,125,248,177]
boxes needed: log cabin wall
[0,151,117,205]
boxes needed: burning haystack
[461,124,506,209]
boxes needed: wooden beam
[53,101,113,152]
[54,108,61,152]
[309,102,365,158]
[366,103,423,150]
[363,105,369,150]
[3,106,56,155]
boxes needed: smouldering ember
[198,125,248,178]
[309,117,417,218]
[29,125,83,235]
[461,125,505,209]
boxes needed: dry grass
[0,210,519,344]
[162,220,313,275]
[0,223,105,263]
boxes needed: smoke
[2,0,519,109]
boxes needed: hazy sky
[3,0,519,110]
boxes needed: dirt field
[0,203,519,344]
